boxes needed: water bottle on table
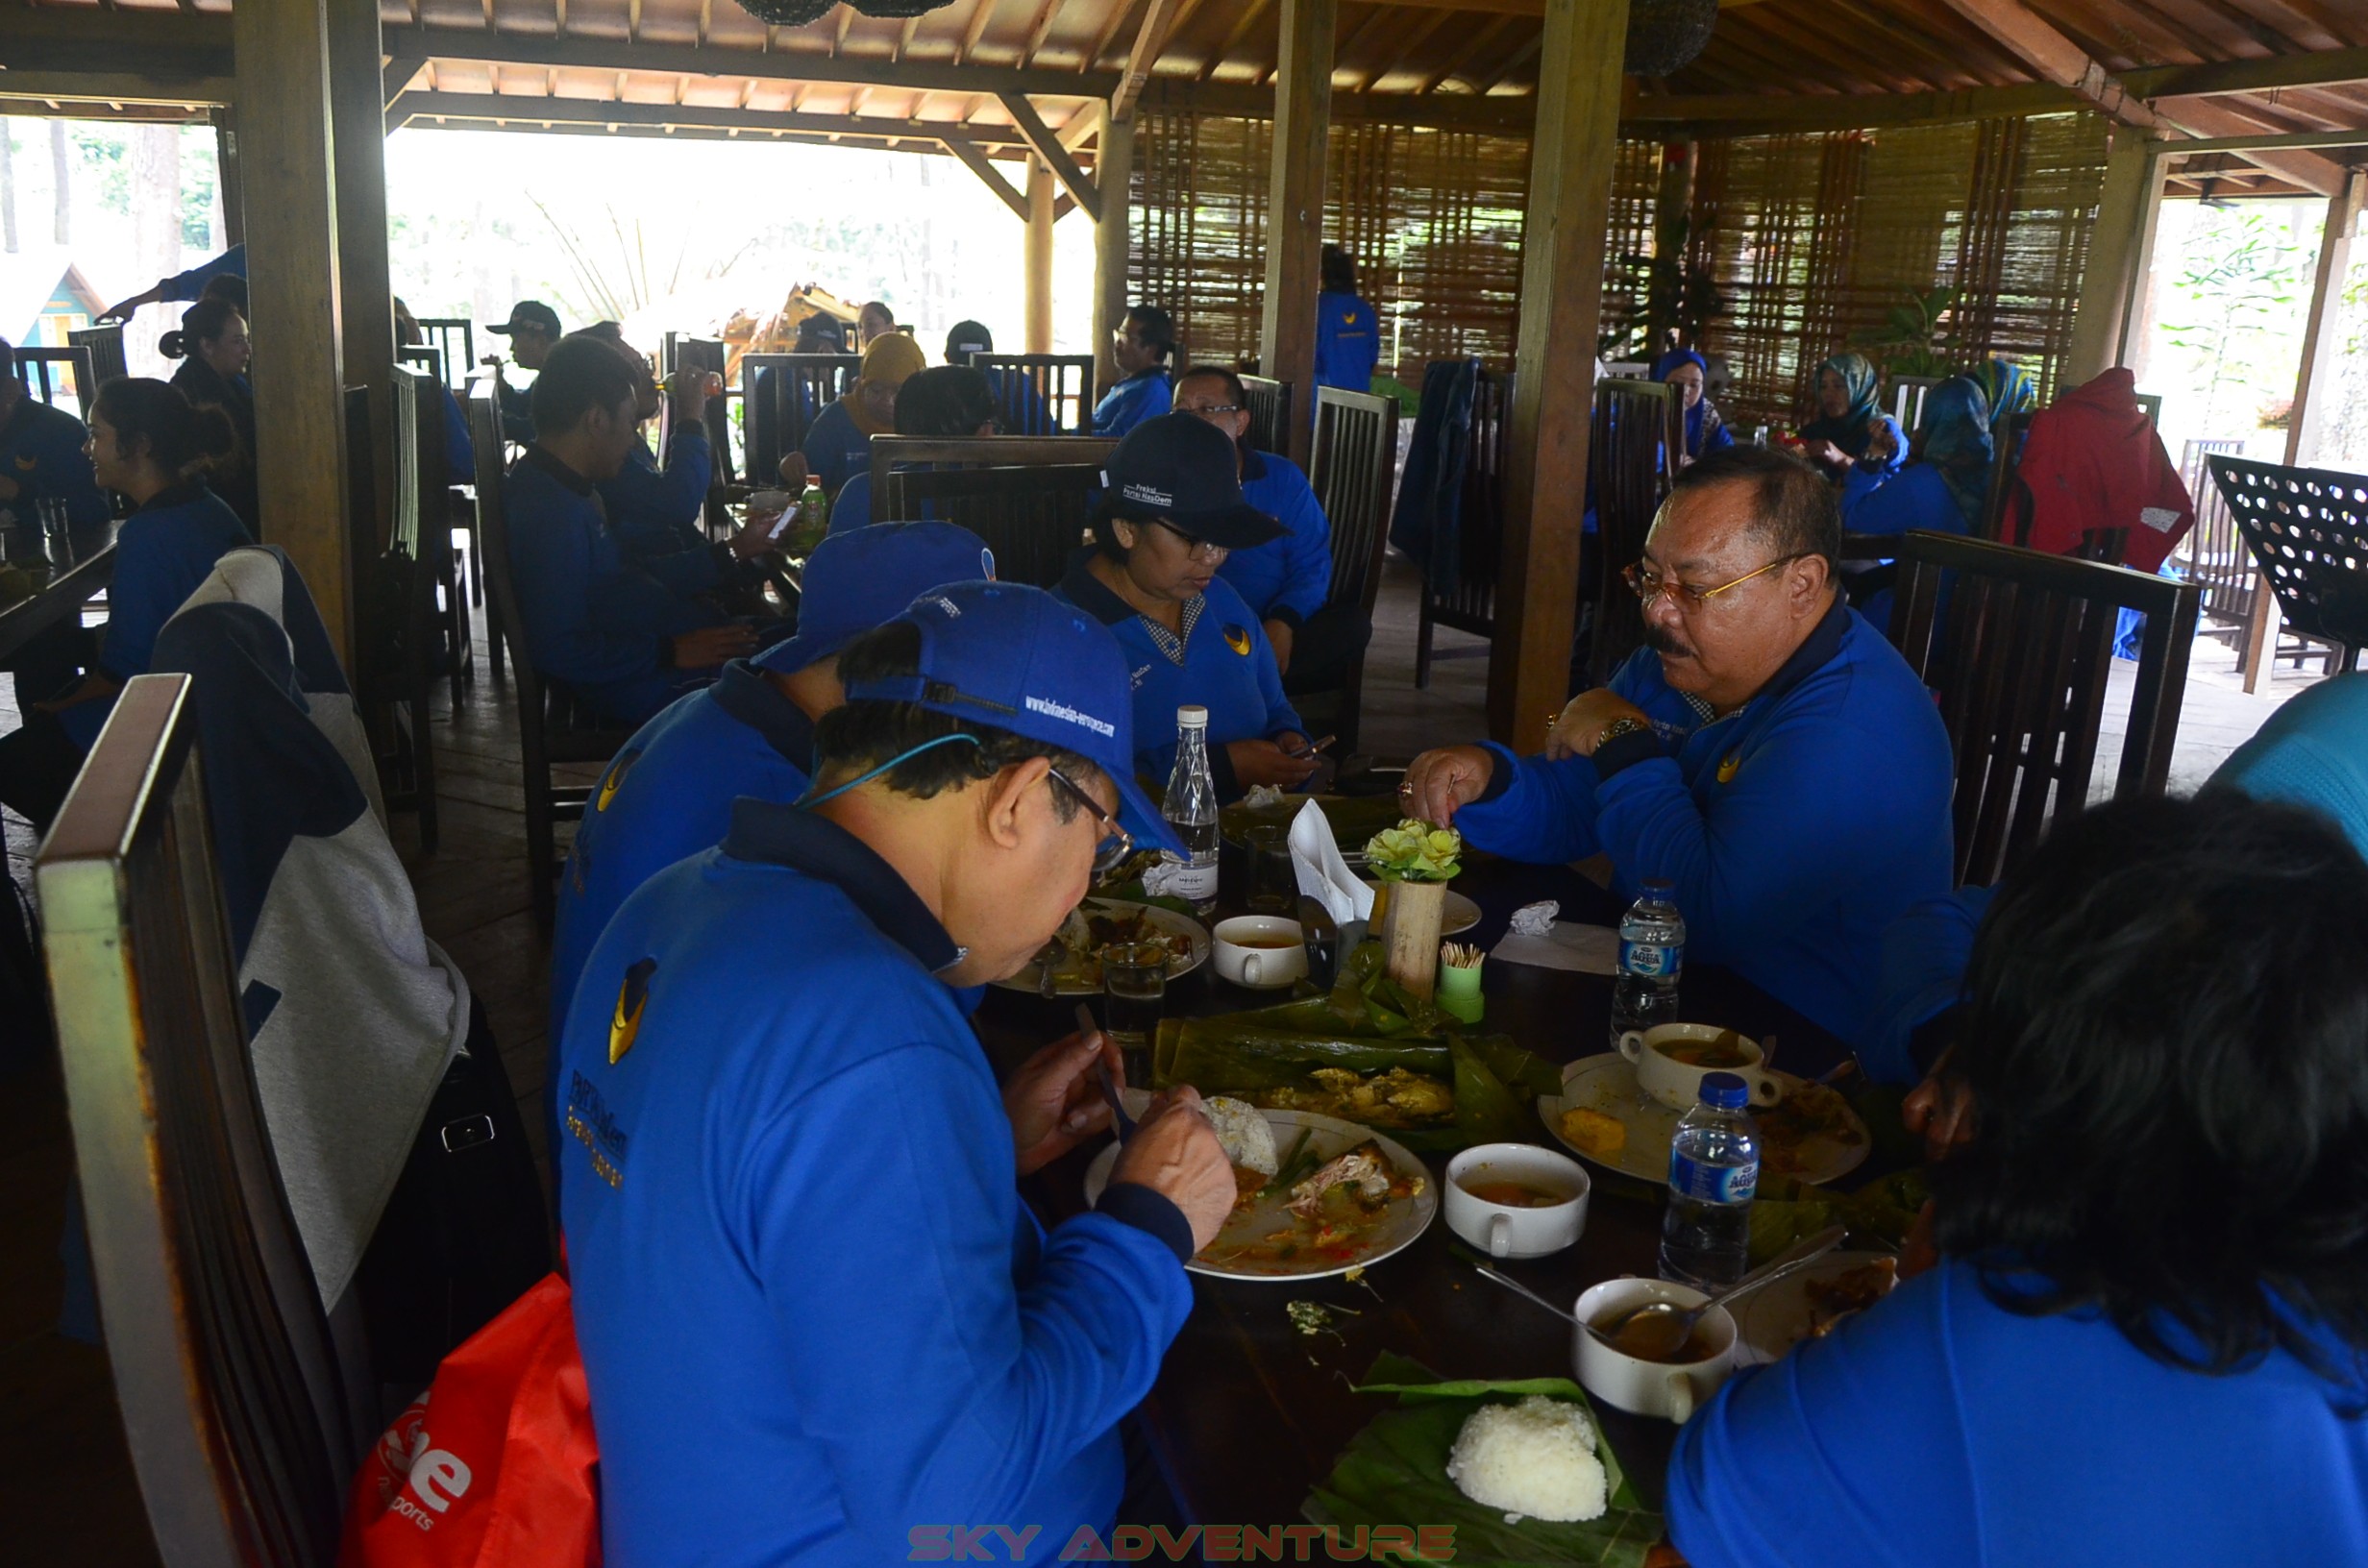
[1660,1072,1760,1291]
[1612,877,1685,1046]
[1160,704,1221,918]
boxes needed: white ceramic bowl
[1443,1142,1590,1259]
[1571,1276,1737,1423]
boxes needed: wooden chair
[1584,378,1681,687]
[1415,367,1514,689]
[2207,454,2368,681]
[741,352,859,486]
[15,344,95,417]
[1887,375,1944,435]
[1981,409,2038,545]
[40,674,370,1567]
[414,317,477,392]
[660,334,736,497]
[70,323,128,387]
[1241,375,1294,457]
[397,343,444,384]
[1888,530,2202,887]
[467,384,636,927]
[2173,438,2258,666]
[2134,391,2163,428]
[1298,387,1400,753]
[966,352,1096,435]
[868,435,1116,589]
[373,366,457,850]
[463,376,508,683]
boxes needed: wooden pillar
[1255,0,1335,467]
[1092,109,1135,400]
[1487,0,1625,751]
[210,108,244,248]
[329,0,395,554]
[2063,131,2159,384]
[2285,170,2364,468]
[233,0,352,658]
[2112,149,2171,376]
[1024,156,1056,355]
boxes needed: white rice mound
[1444,1396,1609,1525]
[1204,1097,1278,1176]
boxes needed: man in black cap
[945,320,1053,435]
[486,300,564,443]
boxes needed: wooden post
[2063,131,2159,383]
[2285,171,2364,468]
[1092,109,1135,401]
[2114,151,2171,380]
[210,108,244,248]
[1488,0,1625,750]
[1255,0,1335,467]
[1024,156,1056,354]
[329,0,395,557]
[232,0,352,659]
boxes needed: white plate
[1083,1109,1437,1281]
[1731,1251,1899,1365]
[995,898,1211,996]
[1538,1052,1871,1188]
[1363,881,1483,938]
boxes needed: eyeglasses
[1046,766,1134,874]
[1179,402,1244,418]
[1150,519,1229,562]
[1623,554,1804,610]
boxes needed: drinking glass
[37,499,72,567]
[1101,942,1169,1087]
[1244,824,1296,915]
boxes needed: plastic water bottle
[1660,1073,1760,1291]
[1161,705,1221,916]
[1612,878,1685,1046]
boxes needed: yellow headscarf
[846,332,927,437]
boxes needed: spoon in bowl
[1590,1225,1849,1360]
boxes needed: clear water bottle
[1660,1072,1759,1290]
[1612,877,1685,1046]
[1161,704,1221,916]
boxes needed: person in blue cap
[558,578,1236,1566]
[1056,412,1318,798]
[0,337,110,532]
[486,300,564,444]
[547,519,999,1053]
[1092,305,1176,438]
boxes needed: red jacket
[2006,368,2194,572]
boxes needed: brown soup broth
[1232,936,1302,950]
[1457,1177,1571,1209]
[1655,1038,1753,1069]
[1595,1312,1719,1364]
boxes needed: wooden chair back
[397,344,444,383]
[869,435,1116,589]
[965,352,1096,435]
[70,323,129,387]
[379,366,447,847]
[40,674,358,1567]
[1887,375,1944,434]
[414,319,476,391]
[741,352,860,483]
[1241,375,1294,457]
[1304,387,1400,752]
[16,344,96,417]
[1981,409,2038,544]
[2207,455,2368,674]
[1585,378,1681,686]
[1889,530,2202,886]
[1414,366,1514,686]
[2176,438,2255,637]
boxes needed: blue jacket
[801,400,873,499]
[827,471,876,535]
[435,381,475,483]
[1092,368,1171,438]
[1313,290,1380,398]
[1221,449,1333,626]
[1453,601,1953,1048]
[558,803,1195,1568]
[159,244,246,303]
[1862,886,1993,1086]
[599,429,714,568]
[1669,1259,2368,1568]
[1840,459,1969,539]
[504,447,714,726]
[0,395,109,529]
[62,482,252,749]
[1055,555,1304,799]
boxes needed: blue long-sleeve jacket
[1840,460,1968,539]
[801,400,873,499]
[1056,555,1304,800]
[1862,885,1994,1085]
[434,381,475,484]
[1313,290,1381,398]
[0,394,109,529]
[61,482,252,750]
[1220,450,1333,626]
[158,244,246,303]
[1453,601,1953,1049]
[560,803,1194,1567]
[599,428,713,568]
[1091,368,1171,438]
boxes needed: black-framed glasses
[1150,518,1228,562]
[1179,402,1244,418]
[1622,554,1805,611]
[1046,766,1134,874]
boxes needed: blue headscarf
[1653,348,1724,457]
[1919,376,1994,528]
[1800,351,1881,455]
[1969,358,2035,436]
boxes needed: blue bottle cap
[1699,1072,1749,1110]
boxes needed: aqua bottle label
[1668,1150,1757,1205]
[1620,940,1682,978]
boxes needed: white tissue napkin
[1493,917,1621,975]
[1508,900,1560,936]
[1290,798,1375,926]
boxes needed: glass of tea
[1244,824,1296,915]
[1101,942,1169,1086]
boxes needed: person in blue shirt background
[1839,380,1991,628]
[944,319,1055,433]
[578,325,714,564]
[557,578,1234,1566]
[1313,245,1380,404]
[0,338,109,532]
[1797,349,1883,475]
[801,331,925,500]
[504,336,777,727]
[1093,304,1175,438]
[486,300,563,444]
[160,296,259,531]
[1670,794,2368,1568]
[393,298,476,481]
[96,243,247,324]
[548,519,997,1062]
[1404,448,1954,1051]
[827,365,998,536]
[0,379,250,831]
[1055,413,1316,800]
[1655,348,1735,466]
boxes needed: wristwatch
[1594,715,1650,750]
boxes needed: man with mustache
[1403,448,1954,1050]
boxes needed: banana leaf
[1303,1353,1663,1568]
[1747,1167,1930,1264]
[1219,791,1407,848]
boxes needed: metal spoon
[1591,1225,1849,1360]
[1447,1240,1582,1327]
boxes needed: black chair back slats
[375,366,450,849]
[1241,375,1293,458]
[960,353,1097,436]
[2208,455,2368,674]
[1304,387,1400,752]
[71,323,129,388]
[1983,409,2040,546]
[40,675,356,1567]
[16,344,96,417]
[397,344,444,384]
[1585,378,1681,687]
[1888,530,2201,886]
[740,353,861,485]
[1887,375,1943,436]
[1414,367,1513,688]
[413,318,476,393]
[659,335,735,495]
[868,436,1117,590]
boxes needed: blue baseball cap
[1103,413,1284,551]
[755,522,996,675]
[843,580,1186,856]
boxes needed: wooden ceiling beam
[999,91,1105,219]
[958,0,1001,65]
[390,90,1038,148]
[1621,82,2084,129]
[385,57,426,110]
[938,128,1033,215]
[1081,0,1147,74]
[0,72,227,110]
[2153,94,2349,193]
[1734,4,1939,95]
[1197,0,1275,83]
[1415,12,1509,93]
[2121,43,2368,98]
[1471,31,1543,97]
[1115,0,1189,115]
[1022,0,1071,68]
[1929,0,2161,126]
[1360,10,1453,91]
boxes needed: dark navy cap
[844,580,1186,856]
[488,300,563,337]
[945,320,993,360]
[756,522,996,676]
[1102,413,1285,551]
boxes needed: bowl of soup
[1618,1023,1785,1113]
[1444,1143,1591,1258]
[1571,1277,1737,1422]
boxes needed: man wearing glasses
[1404,447,1953,1051]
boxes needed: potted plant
[1365,820,1464,1000]
[1856,285,1961,380]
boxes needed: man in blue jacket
[1313,245,1380,403]
[1093,305,1176,437]
[487,300,563,443]
[1404,448,1954,1050]
[580,327,713,564]
[0,341,109,531]
[558,579,1235,1567]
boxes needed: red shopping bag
[341,1272,601,1568]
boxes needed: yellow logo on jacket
[608,957,657,1065]
[1224,625,1253,656]
[12,455,34,471]
[1717,752,1741,784]
[595,748,643,812]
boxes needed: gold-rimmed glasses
[1622,554,1805,611]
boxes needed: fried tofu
[1558,1106,1627,1161]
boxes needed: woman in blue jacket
[1313,246,1381,403]
[0,378,252,829]
[1655,347,1735,465]
[160,296,259,531]
[1797,350,1881,475]
[1093,305,1176,438]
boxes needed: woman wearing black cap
[1055,413,1317,799]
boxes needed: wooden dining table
[0,520,120,664]
[975,847,1871,1537]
